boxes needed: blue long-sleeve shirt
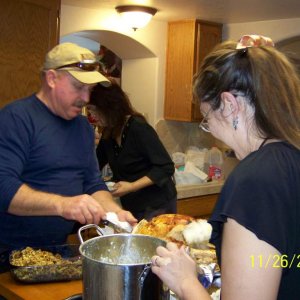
[0,95,107,248]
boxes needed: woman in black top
[150,35,300,300]
[89,80,177,221]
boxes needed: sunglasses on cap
[55,61,99,71]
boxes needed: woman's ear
[220,92,239,117]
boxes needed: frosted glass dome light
[116,5,158,31]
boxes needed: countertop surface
[176,180,224,199]
[0,272,82,300]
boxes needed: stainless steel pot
[78,224,169,300]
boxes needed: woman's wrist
[130,181,139,193]
[130,176,152,193]
[179,276,206,300]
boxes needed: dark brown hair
[89,79,146,139]
[193,41,300,149]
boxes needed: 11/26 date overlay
[250,254,300,269]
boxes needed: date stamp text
[250,254,300,269]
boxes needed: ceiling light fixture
[115,5,158,31]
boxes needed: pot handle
[77,224,106,244]
[138,263,152,287]
[139,263,171,299]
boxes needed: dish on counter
[9,244,82,283]
[105,181,117,192]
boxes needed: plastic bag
[174,161,208,186]
[185,147,208,170]
[172,152,186,167]
[184,161,208,181]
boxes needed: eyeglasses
[55,62,99,71]
[199,108,212,133]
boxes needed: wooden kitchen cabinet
[177,193,219,219]
[0,0,60,108]
[164,20,222,121]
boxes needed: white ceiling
[61,0,300,24]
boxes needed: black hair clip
[236,47,248,57]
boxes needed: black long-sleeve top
[96,116,177,212]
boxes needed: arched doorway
[61,30,158,125]
[61,30,155,59]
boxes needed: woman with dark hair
[150,35,300,300]
[89,81,177,221]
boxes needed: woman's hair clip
[236,35,275,49]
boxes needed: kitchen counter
[176,181,224,218]
[176,180,224,200]
[0,272,82,300]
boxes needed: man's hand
[57,194,106,224]
[117,209,138,226]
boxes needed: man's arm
[91,190,137,224]
[8,184,106,224]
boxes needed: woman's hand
[112,176,153,197]
[111,181,135,197]
[151,242,201,299]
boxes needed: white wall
[60,5,167,126]
[122,58,158,123]
[224,18,300,42]
[60,4,300,125]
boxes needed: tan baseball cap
[43,43,110,86]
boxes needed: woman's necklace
[258,137,269,150]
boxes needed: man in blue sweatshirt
[0,43,136,272]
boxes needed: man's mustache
[74,100,86,108]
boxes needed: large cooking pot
[78,224,169,300]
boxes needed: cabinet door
[177,194,219,219]
[164,20,222,122]
[196,22,222,70]
[164,20,197,122]
[0,0,60,108]
[193,21,222,120]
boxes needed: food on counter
[10,246,82,283]
[133,214,195,244]
[133,214,217,265]
[189,248,217,265]
[210,288,221,300]
[11,247,70,266]
[166,224,186,243]
[133,214,212,247]
[182,219,212,249]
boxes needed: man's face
[52,71,96,120]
